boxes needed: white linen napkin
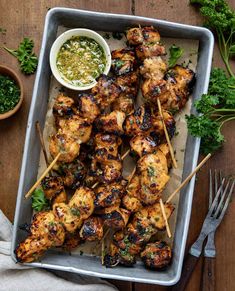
[0,210,117,291]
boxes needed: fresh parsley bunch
[4,38,38,74]
[190,0,235,78]
[186,68,235,154]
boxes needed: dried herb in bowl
[0,74,20,114]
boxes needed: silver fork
[172,171,235,291]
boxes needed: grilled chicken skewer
[16,186,95,262]
[111,47,139,115]
[104,202,174,267]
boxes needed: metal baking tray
[12,7,214,286]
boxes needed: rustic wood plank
[1,1,235,291]
[0,1,132,291]
[134,1,235,291]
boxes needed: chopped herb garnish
[70,207,80,217]
[0,75,20,114]
[147,166,155,177]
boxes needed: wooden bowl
[0,65,23,120]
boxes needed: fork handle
[171,254,199,291]
[201,257,215,291]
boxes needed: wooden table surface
[0,1,235,290]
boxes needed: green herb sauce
[0,75,20,114]
[56,36,106,87]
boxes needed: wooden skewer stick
[160,198,171,238]
[121,149,130,160]
[91,149,131,189]
[25,153,61,199]
[91,182,99,189]
[35,121,50,167]
[157,98,178,169]
[166,153,212,203]
[128,166,136,182]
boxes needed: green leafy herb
[190,0,235,78]
[147,166,155,177]
[70,207,80,217]
[168,45,184,68]
[31,188,49,212]
[186,68,235,154]
[0,75,20,114]
[3,38,38,74]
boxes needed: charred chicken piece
[95,110,126,135]
[77,93,100,123]
[115,71,139,96]
[158,143,171,168]
[136,202,174,230]
[130,133,158,157]
[92,154,123,184]
[102,207,131,230]
[15,211,65,263]
[111,93,134,115]
[124,105,152,136]
[90,133,123,184]
[49,131,80,163]
[137,151,169,205]
[62,231,83,251]
[91,75,121,110]
[94,133,122,157]
[135,42,166,61]
[79,216,103,241]
[122,175,142,213]
[53,203,82,233]
[126,27,144,46]
[53,186,95,233]
[104,202,174,268]
[56,159,86,189]
[111,47,136,76]
[127,26,165,60]
[142,65,195,112]
[68,187,95,220]
[104,242,136,267]
[58,115,92,144]
[124,105,175,140]
[126,26,160,46]
[140,241,172,269]
[111,71,139,115]
[94,180,127,211]
[151,109,176,139]
[140,57,167,80]
[41,176,66,201]
[53,94,75,118]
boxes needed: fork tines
[209,170,235,220]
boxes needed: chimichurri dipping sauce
[56,36,107,87]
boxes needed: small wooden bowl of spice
[0,65,23,120]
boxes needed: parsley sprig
[186,68,235,154]
[31,188,49,212]
[3,38,38,74]
[190,0,235,78]
[168,45,184,68]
